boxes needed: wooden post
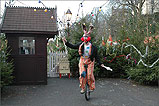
[59,73,61,79]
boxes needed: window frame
[19,37,36,55]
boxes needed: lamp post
[66,9,72,36]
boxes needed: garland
[137,58,159,68]
[104,55,126,63]
[104,54,136,64]
[122,43,159,67]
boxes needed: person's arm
[62,37,82,49]
[65,42,82,49]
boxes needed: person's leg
[87,61,95,90]
[79,58,86,92]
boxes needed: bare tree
[116,0,146,17]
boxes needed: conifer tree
[0,33,14,88]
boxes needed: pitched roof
[1,6,58,35]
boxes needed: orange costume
[65,40,101,91]
[65,23,102,92]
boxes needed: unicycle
[84,65,90,101]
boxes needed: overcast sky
[1,0,108,22]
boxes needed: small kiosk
[1,6,58,84]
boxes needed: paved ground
[1,77,159,106]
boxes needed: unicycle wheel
[85,83,90,101]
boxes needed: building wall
[7,33,47,85]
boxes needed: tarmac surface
[1,77,159,106]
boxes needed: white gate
[48,51,67,77]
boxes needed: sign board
[59,57,70,74]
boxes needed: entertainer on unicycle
[62,23,112,94]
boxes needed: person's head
[81,34,91,44]
[81,23,94,44]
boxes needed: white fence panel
[48,51,67,77]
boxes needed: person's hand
[62,36,67,43]
[101,64,104,67]
[101,64,113,71]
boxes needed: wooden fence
[48,51,67,77]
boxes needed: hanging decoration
[144,35,159,44]
[104,54,136,64]
[107,34,113,46]
[75,0,85,22]
[105,35,118,58]
[90,12,94,16]
[99,7,102,12]
[123,37,130,42]
[38,0,41,3]
[126,53,137,64]
[75,1,108,21]
[89,1,108,18]
[104,55,126,63]
[125,44,148,58]
[103,36,136,64]
[121,42,159,68]
[51,16,54,19]
[102,36,105,46]
[80,3,83,7]
[56,17,68,55]
[38,0,47,7]
[34,0,56,21]
[44,9,47,12]
[137,58,159,68]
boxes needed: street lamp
[66,9,72,21]
[66,9,72,36]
